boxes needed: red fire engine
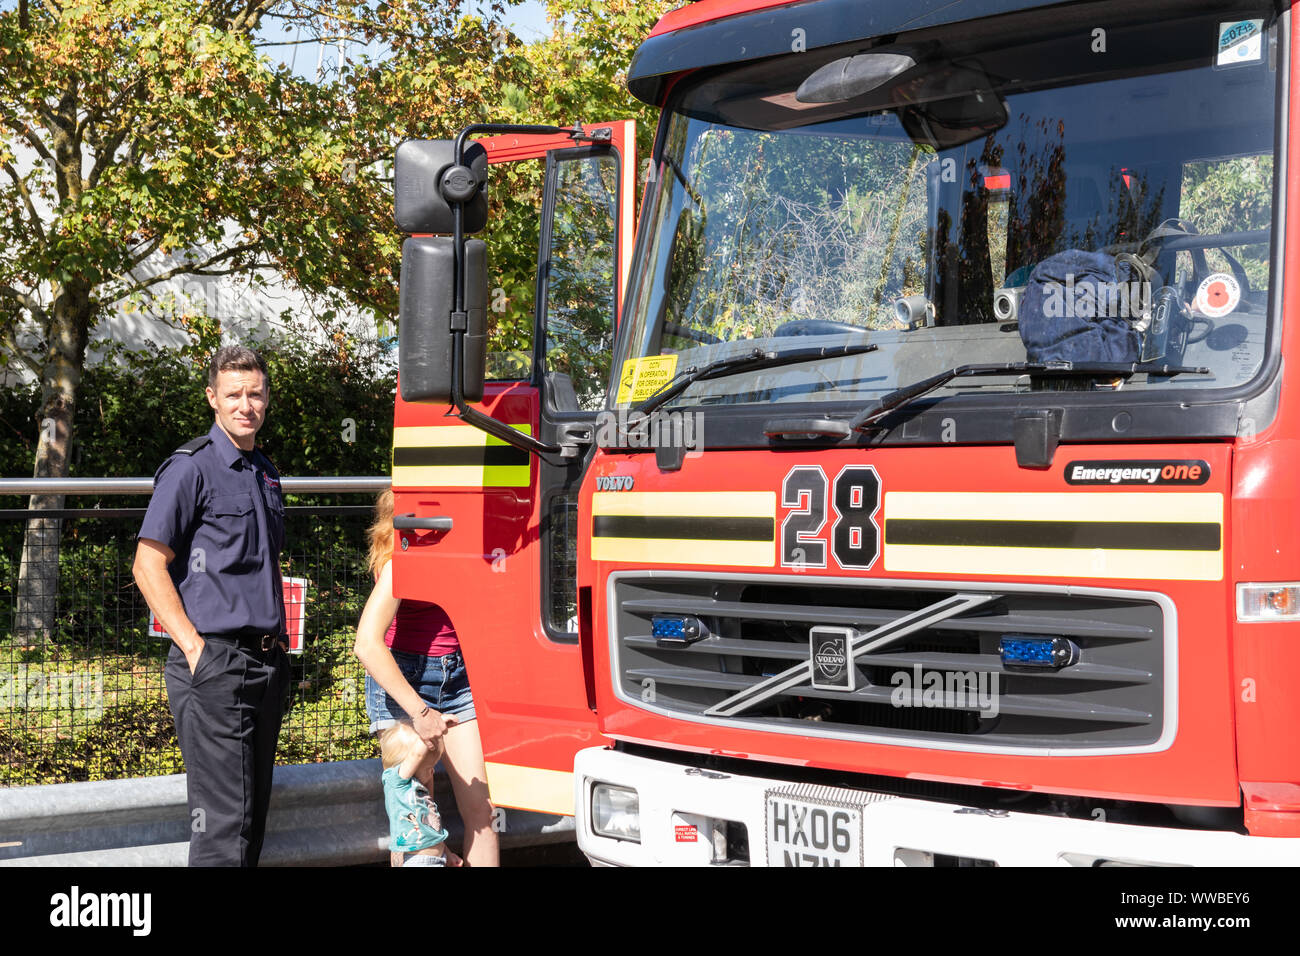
[390,0,1300,865]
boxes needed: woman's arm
[354,560,457,746]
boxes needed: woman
[354,489,499,866]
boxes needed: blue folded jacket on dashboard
[1018,250,1142,364]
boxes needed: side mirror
[398,237,487,403]
[394,139,488,234]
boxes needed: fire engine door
[391,122,635,816]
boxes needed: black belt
[204,632,281,651]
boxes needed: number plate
[765,786,865,867]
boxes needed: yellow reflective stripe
[391,464,532,488]
[883,491,1224,581]
[884,544,1222,581]
[485,762,574,816]
[885,491,1222,523]
[591,491,776,566]
[394,424,533,446]
[392,423,533,488]
[591,537,775,567]
[592,491,774,517]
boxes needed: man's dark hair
[208,345,270,392]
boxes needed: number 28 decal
[780,465,881,571]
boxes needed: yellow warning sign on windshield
[616,354,679,404]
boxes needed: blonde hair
[378,721,421,770]
[378,720,442,771]
[367,488,395,579]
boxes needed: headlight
[590,783,640,843]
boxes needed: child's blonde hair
[378,721,421,770]
[378,720,444,772]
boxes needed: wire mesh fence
[0,480,385,787]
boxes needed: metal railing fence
[1,477,389,788]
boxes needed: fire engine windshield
[614,1,1281,415]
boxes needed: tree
[0,0,517,643]
[481,0,671,357]
[0,0,672,645]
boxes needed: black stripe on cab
[393,445,530,468]
[593,515,774,542]
[885,518,1220,552]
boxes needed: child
[379,721,462,867]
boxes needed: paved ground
[501,840,589,867]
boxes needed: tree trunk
[13,288,90,649]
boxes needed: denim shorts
[365,649,475,734]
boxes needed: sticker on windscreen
[1217,19,1264,68]
[616,354,679,404]
[1195,273,1242,317]
[1065,460,1211,485]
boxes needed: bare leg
[441,719,499,867]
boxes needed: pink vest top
[385,600,459,657]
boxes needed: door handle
[394,514,453,532]
[556,422,595,459]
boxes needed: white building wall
[1,144,384,389]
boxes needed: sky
[258,0,554,79]
[0,1,556,79]
[507,0,552,41]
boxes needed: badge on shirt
[263,473,281,491]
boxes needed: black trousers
[165,638,289,867]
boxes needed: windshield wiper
[851,361,1212,430]
[632,343,880,416]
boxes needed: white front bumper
[574,747,1300,866]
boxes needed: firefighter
[133,345,290,867]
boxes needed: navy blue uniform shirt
[139,421,287,637]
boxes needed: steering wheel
[773,319,871,337]
[1137,218,1253,299]
[1209,247,1252,298]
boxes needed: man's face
[206,368,269,450]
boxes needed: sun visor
[628,0,1070,104]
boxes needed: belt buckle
[260,634,276,652]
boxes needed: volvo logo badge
[809,626,854,692]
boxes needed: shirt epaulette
[174,436,213,456]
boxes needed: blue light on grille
[999,635,1079,669]
[651,616,704,644]
[652,617,686,639]
[1001,638,1053,663]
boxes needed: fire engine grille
[612,576,1166,751]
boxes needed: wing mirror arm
[446,124,591,461]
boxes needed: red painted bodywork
[393,384,607,793]
[649,0,800,38]
[1224,7,1300,835]
[392,3,1300,832]
[580,443,1240,807]
[568,2,1300,831]
[391,122,635,802]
